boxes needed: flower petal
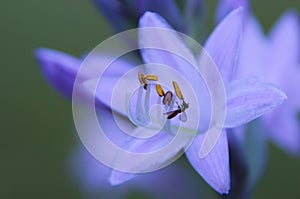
[92,0,132,32]
[263,103,300,155]
[133,0,184,32]
[34,48,81,98]
[186,130,230,194]
[269,11,299,68]
[69,147,112,191]
[203,7,243,82]
[236,16,272,83]
[216,0,249,22]
[138,11,198,74]
[225,78,287,128]
[108,131,181,185]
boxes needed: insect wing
[166,109,180,119]
[179,112,187,122]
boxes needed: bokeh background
[1,0,300,198]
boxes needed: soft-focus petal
[277,64,300,106]
[225,78,287,128]
[236,16,269,80]
[186,130,230,194]
[69,147,112,191]
[133,0,184,32]
[35,48,81,98]
[92,0,132,32]
[269,11,299,68]
[216,0,249,22]
[203,7,243,82]
[237,12,299,83]
[263,103,300,155]
[184,0,206,40]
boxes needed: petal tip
[212,174,231,194]
[139,11,158,27]
[34,47,53,61]
[108,170,136,186]
[139,11,171,29]
[275,86,288,103]
[141,11,157,18]
[108,175,121,186]
[230,6,244,17]
[282,10,299,22]
[219,186,230,195]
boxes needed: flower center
[127,72,190,131]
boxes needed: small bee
[138,71,158,90]
[165,81,189,122]
[155,84,173,106]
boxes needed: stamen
[138,71,158,90]
[173,81,183,100]
[144,74,158,81]
[156,84,165,97]
[134,86,149,125]
[144,83,151,116]
[138,71,144,84]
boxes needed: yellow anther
[138,71,144,84]
[138,71,158,89]
[156,84,165,97]
[172,81,183,100]
[144,74,158,81]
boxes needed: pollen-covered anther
[138,71,158,90]
[156,84,165,97]
[173,81,183,100]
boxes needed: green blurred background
[1,0,299,198]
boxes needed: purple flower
[35,8,287,195]
[236,11,300,154]
[81,9,286,194]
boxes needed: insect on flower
[165,81,189,122]
[156,83,173,106]
[138,71,158,90]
